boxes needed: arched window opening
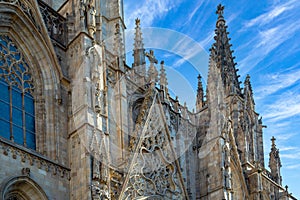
[0,35,36,150]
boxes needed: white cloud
[286,163,300,169]
[170,36,207,68]
[281,152,300,159]
[262,93,300,122]
[279,146,299,152]
[239,21,300,75]
[199,30,214,49]
[186,0,205,23]
[124,0,183,29]
[244,0,297,28]
[255,65,300,99]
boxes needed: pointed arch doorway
[1,176,48,200]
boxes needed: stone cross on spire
[135,18,140,26]
[196,74,204,112]
[269,136,282,185]
[216,4,224,18]
[145,50,158,64]
[271,136,276,147]
[271,136,276,146]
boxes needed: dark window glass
[0,35,36,150]
[12,107,23,127]
[24,95,34,115]
[0,100,10,119]
[13,125,23,145]
[0,80,9,101]
[0,119,10,139]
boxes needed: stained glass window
[0,35,36,150]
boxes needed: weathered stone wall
[0,140,70,199]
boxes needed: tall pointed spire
[159,61,168,95]
[244,74,255,109]
[146,50,158,86]
[196,74,204,112]
[269,136,282,185]
[210,4,241,95]
[133,18,146,76]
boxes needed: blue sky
[123,0,300,197]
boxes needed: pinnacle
[134,18,144,50]
[159,60,168,90]
[209,4,241,95]
[271,136,276,148]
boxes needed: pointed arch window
[0,35,36,150]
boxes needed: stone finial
[271,136,276,148]
[133,18,146,76]
[135,18,140,26]
[209,4,241,96]
[147,64,158,86]
[145,50,158,64]
[159,60,168,94]
[196,74,204,111]
[269,136,282,185]
[216,4,224,19]
[146,50,158,85]
[134,18,144,50]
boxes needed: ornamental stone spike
[159,60,168,94]
[269,136,282,185]
[196,74,204,112]
[211,4,241,95]
[132,18,146,76]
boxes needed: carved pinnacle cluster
[244,74,255,108]
[269,136,282,185]
[210,4,241,95]
[132,18,146,76]
[134,18,144,50]
[196,74,204,111]
[146,50,158,86]
[159,61,168,94]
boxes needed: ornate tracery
[0,34,36,149]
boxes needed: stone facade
[0,1,296,200]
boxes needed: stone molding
[0,138,70,180]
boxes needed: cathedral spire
[269,136,282,185]
[196,74,204,112]
[159,61,168,95]
[146,50,158,86]
[132,18,146,76]
[244,74,255,109]
[210,4,241,95]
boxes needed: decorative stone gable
[120,88,188,199]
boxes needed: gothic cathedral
[0,0,296,199]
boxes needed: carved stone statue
[87,6,96,37]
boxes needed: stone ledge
[0,138,70,180]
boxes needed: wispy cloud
[186,0,205,24]
[171,36,206,67]
[279,146,299,152]
[255,65,300,99]
[239,21,300,75]
[262,93,300,122]
[244,0,297,28]
[286,163,300,169]
[124,0,183,29]
[281,152,300,159]
[199,30,215,49]
[237,0,300,75]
